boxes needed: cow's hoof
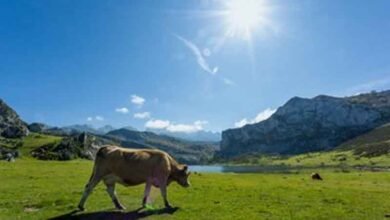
[116,205,126,210]
[78,205,85,211]
[165,204,173,209]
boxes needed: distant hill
[0,99,29,138]
[120,126,138,131]
[96,125,116,134]
[106,128,217,163]
[220,90,390,157]
[337,123,390,157]
[60,124,115,135]
[147,129,221,142]
[32,124,117,136]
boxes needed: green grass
[224,150,390,168]
[19,133,63,156]
[1,159,390,219]
[258,151,390,167]
[0,133,62,157]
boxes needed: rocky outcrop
[0,99,29,138]
[31,133,114,160]
[220,90,390,157]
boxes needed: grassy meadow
[1,134,390,219]
[252,150,390,168]
[1,159,390,220]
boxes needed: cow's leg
[105,182,125,210]
[159,180,172,209]
[142,181,152,207]
[78,175,101,211]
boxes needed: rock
[311,172,323,180]
[0,99,29,138]
[31,133,96,160]
[220,90,390,157]
[0,146,19,161]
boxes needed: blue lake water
[189,165,293,173]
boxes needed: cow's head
[174,165,191,188]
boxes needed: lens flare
[225,0,268,40]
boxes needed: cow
[77,145,191,211]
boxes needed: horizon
[1,0,390,133]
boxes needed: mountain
[0,99,29,138]
[120,126,138,131]
[337,123,390,157]
[106,128,217,164]
[220,90,390,157]
[61,124,100,134]
[147,129,221,142]
[41,124,116,136]
[96,125,116,134]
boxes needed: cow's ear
[182,165,188,172]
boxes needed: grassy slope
[259,124,390,167]
[256,151,390,167]
[0,133,62,157]
[19,133,63,156]
[226,124,390,167]
[1,159,390,219]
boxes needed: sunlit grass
[0,159,389,219]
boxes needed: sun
[224,0,267,40]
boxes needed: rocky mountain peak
[220,90,390,157]
[0,99,29,138]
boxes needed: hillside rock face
[220,90,390,157]
[0,99,29,138]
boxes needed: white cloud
[134,112,151,119]
[234,108,276,128]
[223,77,236,86]
[131,95,145,106]
[145,119,171,129]
[254,108,276,122]
[95,116,104,121]
[167,120,208,133]
[175,34,218,75]
[145,119,208,133]
[234,118,249,128]
[86,115,105,122]
[115,107,129,114]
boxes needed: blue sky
[1,0,390,132]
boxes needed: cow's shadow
[49,207,179,220]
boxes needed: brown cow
[77,145,191,211]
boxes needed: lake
[189,165,295,173]
[189,165,390,173]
